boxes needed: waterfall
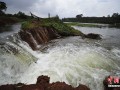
[0,24,120,90]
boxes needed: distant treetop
[0,1,7,11]
[0,1,7,15]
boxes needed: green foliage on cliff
[22,21,38,30]
[22,18,83,36]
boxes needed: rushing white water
[0,24,120,90]
[16,38,120,90]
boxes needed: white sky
[1,0,120,18]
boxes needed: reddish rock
[75,84,90,90]
[0,84,15,90]
[0,75,90,90]
[36,75,50,84]
[48,82,74,90]
[48,82,90,90]
[36,75,50,90]
[19,26,60,50]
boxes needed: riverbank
[66,22,120,28]
[20,18,84,50]
[66,22,102,28]
[22,18,83,36]
[0,23,120,90]
[0,16,21,26]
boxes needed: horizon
[1,0,120,18]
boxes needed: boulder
[0,75,90,90]
[36,75,50,90]
[85,33,101,39]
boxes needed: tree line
[62,13,120,24]
[0,1,31,19]
[1,1,120,24]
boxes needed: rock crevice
[19,26,60,50]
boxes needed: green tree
[107,15,110,17]
[112,13,120,18]
[14,11,27,19]
[76,14,83,18]
[0,1,7,14]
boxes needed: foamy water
[17,42,120,90]
[0,24,120,90]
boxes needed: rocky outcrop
[19,18,84,50]
[85,33,101,39]
[0,75,90,90]
[19,26,60,50]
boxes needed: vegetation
[0,13,30,26]
[109,23,120,28]
[66,22,102,27]
[0,1,32,26]
[22,17,83,36]
[0,1,7,15]
[0,16,20,25]
[1,0,120,35]
[1,1,82,36]
[62,13,120,26]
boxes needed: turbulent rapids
[0,24,120,90]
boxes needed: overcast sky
[1,0,120,18]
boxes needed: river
[0,23,120,90]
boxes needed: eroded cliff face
[0,75,90,90]
[19,18,84,50]
[19,26,60,50]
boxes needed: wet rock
[0,84,15,90]
[0,75,90,90]
[48,82,90,90]
[19,30,38,50]
[19,26,60,50]
[85,33,101,39]
[20,84,44,90]
[37,75,50,84]
[48,82,74,90]
[75,84,90,90]
[36,75,50,90]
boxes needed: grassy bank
[66,22,102,28]
[22,18,84,36]
[66,22,120,28]
[109,23,120,28]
